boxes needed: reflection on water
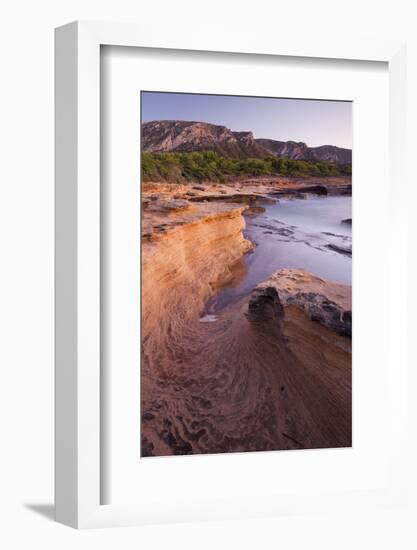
[205,196,352,314]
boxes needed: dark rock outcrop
[270,184,328,197]
[247,286,284,324]
[327,185,352,196]
[286,292,352,337]
[247,285,351,337]
[326,243,352,257]
[188,194,275,205]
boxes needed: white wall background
[0,0,416,548]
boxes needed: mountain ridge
[142,120,352,164]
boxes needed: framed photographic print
[55,21,407,528]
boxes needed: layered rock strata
[141,199,352,457]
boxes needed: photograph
[0,0,409,541]
[140,91,352,457]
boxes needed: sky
[141,92,352,149]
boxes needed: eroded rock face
[247,286,284,324]
[141,203,253,364]
[253,268,352,338]
[287,292,352,337]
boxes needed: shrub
[141,150,351,183]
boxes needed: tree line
[142,150,352,183]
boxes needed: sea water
[206,196,352,314]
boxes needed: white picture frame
[55,20,407,529]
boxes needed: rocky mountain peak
[142,120,352,164]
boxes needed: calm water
[204,196,352,315]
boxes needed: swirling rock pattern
[141,201,352,457]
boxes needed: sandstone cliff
[142,200,252,370]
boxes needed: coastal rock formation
[270,184,328,197]
[249,269,351,337]
[142,201,252,365]
[143,198,191,213]
[256,268,351,310]
[327,184,352,196]
[141,188,352,456]
[188,193,276,205]
[247,286,284,325]
[142,120,352,163]
[286,293,351,337]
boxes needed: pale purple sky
[141,91,352,149]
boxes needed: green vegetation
[141,150,352,183]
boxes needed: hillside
[142,120,271,158]
[142,120,352,164]
[256,139,352,164]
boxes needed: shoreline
[141,177,352,457]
